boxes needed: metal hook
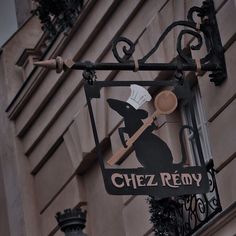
[175,66,184,85]
[82,64,97,85]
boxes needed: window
[181,86,212,166]
[179,85,222,235]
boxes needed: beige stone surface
[199,41,236,121]
[128,0,167,81]
[28,89,86,172]
[40,176,86,236]
[157,121,182,164]
[19,71,86,153]
[77,0,144,59]
[208,99,236,169]
[194,202,236,236]
[122,0,167,43]
[90,89,107,141]
[1,48,41,236]
[216,157,236,209]
[158,0,184,61]
[214,0,228,10]
[0,163,10,236]
[210,217,236,236]
[34,142,74,211]
[14,137,43,236]
[84,161,125,236]
[157,109,182,130]
[0,55,11,236]
[63,121,84,169]
[186,0,202,8]
[74,106,97,155]
[62,0,120,59]
[13,70,60,135]
[3,16,43,103]
[54,231,64,236]
[15,0,32,27]
[122,196,152,236]
[208,218,236,236]
[217,0,236,47]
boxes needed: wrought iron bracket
[34,0,227,86]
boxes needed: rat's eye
[126,105,130,109]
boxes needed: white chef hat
[126,84,152,109]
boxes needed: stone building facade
[0,0,235,236]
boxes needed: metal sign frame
[84,78,210,198]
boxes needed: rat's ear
[136,109,148,119]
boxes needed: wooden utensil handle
[107,144,132,166]
[107,113,157,166]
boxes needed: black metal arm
[34,0,226,86]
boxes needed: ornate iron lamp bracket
[110,0,226,85]
[34,0,226,86]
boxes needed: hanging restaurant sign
[33,0,227,199]
[84,79,210,198]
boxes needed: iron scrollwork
[180,160,222,235]
[111,0,226,85]
[112,37,136,63]
[33,0,227,85]
[148,161,222,236]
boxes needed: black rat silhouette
[107,85,186,171]
[84,82,210,196]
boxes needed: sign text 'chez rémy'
[86,84,210,198]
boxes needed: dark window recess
[148,89,222,236]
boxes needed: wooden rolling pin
[107,90,178,166]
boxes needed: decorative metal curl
[112,20,205,64]
[187,6,205,23]
[141,2,210,64]
[112,36,135,63]
[110,0,226,86]
[180,163,221,235]
[177,29,203,64]
[196,195,208,222]
[139,20,197,63]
